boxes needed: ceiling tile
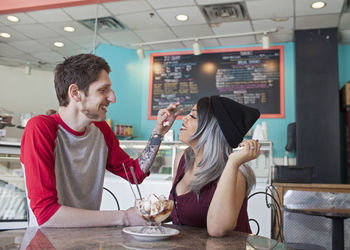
[0,26,31,42]
[195,0,242,4]
[43,21,94,37]
[100,30,142,45]
[12,23,59,39]
[252,18,294,33]
[295,14,340,30]
[26,8,72,23]
[257,32,294,43]
[147,0,195,9]
[11,40,51,53]
[171,24,213,38]
[62,4,110,20]
[67,34,108,49]
[246,0,293,19]
[295,0,345,16]
[183,38,220,48]
[36,37,80,52]
[212,21,253,35]
[150,42,185,50]
[0,43,26,56]
[339,13,350,30]
[156,6,207,26]
[0,13,37,25]
[6,53,41,64]
[115,11,166,29]
[218,35,256,46]
[31,51,64,63]
[103,0,152,15]
[54,47,92,57]
[134,27,177,42]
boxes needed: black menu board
[148,46,284,119]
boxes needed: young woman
[169,95,260,237]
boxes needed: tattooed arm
[138,102,183,174]
[138,130,163,173]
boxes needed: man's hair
[184,97,256,195]
[54,54,111,106]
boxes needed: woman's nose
[108,89,116,103]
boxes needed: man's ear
[68,84,81,102]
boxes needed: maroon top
[169,155,252,233]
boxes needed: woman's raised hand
[228,140,261,167]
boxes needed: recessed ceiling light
[54,42,64,47]
[0,32,11,38]
[176,14,189,21]
[6,15,20,22]
[63,26,75,32]
[311,1,326,9]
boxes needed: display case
[0,138,27,230]
[117,140,187,178]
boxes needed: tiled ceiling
[0,0,349,70]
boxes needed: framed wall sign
[148,45,284,119]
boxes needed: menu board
[148,46,284,119]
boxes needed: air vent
[201,2,248,23]
[79,16,126,33]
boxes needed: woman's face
[179,104,198,145]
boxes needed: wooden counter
[0,225,291,249]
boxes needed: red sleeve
[94,122,149,184]
[20,115,61,225]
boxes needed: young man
[20,54,181,227]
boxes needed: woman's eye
[190,114,196,119]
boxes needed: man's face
[80,70,116,121]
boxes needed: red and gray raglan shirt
[20,114,148,226]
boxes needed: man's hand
[154,102,183,136]
[124,207,147,226]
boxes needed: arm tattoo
[139,131,163,173]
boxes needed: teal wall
[339,44,350,87]
[96,42,349,158]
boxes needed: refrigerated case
[0,138,27,230]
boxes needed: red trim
[148,45,285,120]
[0,0,120,15]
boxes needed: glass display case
[117,140,187,178]
[0,138,27,230]
[247,140,273,182]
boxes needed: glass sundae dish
[135,194,174,234]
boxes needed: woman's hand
[154,102,183,136]
[228,140,260,167]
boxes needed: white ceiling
[0,0,349,70]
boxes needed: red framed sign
[148,45,285,119]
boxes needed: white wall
[0,65,58,139]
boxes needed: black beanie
[210,96,260,148]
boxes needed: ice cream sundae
[135,194,173,224]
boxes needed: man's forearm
[42,206,127,227]
[138,130,163,173]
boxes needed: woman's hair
[54,54,111,107]
[184,97,256,195]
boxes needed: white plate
[122,226,179,241]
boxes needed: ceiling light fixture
[132,28,278,59]
[54,42,64,47]
[0,32,11,38]
[311,1,326,9]
[262,33,270,49]
[176,14,189,21]
[193,39,201,55]
[64,26,75,32]
[137,47,145,59]
[6,15,20,22]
